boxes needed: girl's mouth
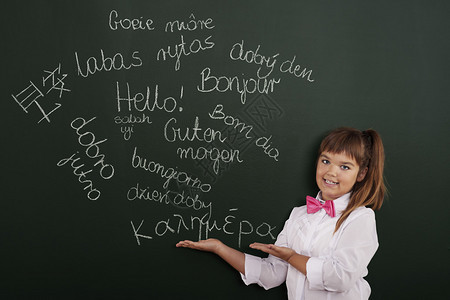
[325,179,338,185]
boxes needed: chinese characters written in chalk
[11,63,70,123]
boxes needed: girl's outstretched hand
[176,238,222,254]
[249,242,296,262]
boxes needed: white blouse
[241,192,379,300]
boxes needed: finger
[176,240,195,248]
[250,244,273,254]
[250,243,273,250]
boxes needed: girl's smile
[324,179,338,185]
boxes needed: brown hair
[318,127,386,232]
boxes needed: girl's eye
[341,165,350,170]
[322,159,330,164]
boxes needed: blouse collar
[316,191,351,216]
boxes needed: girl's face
[316,151,367,201]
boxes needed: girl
[176,127,386,300]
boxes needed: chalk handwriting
[116,81,182,113]
[209,104,279,161]
[114,113,152,125]
[131,146,211,193]
[164,117,226,143]
[109,10,155,31]
[197,67,281,104]
[114,115,151,141]
[176,146,243,174]
[157,35,215,71]
[164,116,242,174]
[255,135,279,161]
[42,64,71,97]
[75,49,142,78]
[131,220,153,245]
[115,82,180,140]
[121,125,134,140]
[208,104,254,139]
[229,40,315,82]
[12,63,70,123]
[127,182,212,216]
[131,208,277,248]
[280,55,315,81]
[70,117,115,179]
[57,152,101,201]
[230,40,279,78]
[164,14,214,32]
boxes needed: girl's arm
[249,243,310,275]
[176,238,245,274]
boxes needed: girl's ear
[357,167,368,182]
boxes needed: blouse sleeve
[306,209,379,292]
[240,253,288,289]
[240,209,296,289]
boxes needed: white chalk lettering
[155,219,176,236]
[120,125,133,140]
[57,152,101,201]
[108,10,155,31]
[197,67,280,104]
[131,208,277,248]
[255,135,280,161]
[70,117,115,179]
[229,40,279,78]
[208,104,254,139]
[75,49,142,78]
[114,113,152,125]
[256,222,277,239]
[280,55,314,82]
[127,182,212,216]
[164,14,214,32]
[131,220,153,245]
[116,82,180,113]
[177,146,243,174]
[131,147,211,192]
[157,35,214,71]
[164,117,226,143]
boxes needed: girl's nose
[326,164,339,176]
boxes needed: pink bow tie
[306,196,336,217]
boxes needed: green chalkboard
[2,0,449,299]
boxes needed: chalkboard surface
[2,1,448,299]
